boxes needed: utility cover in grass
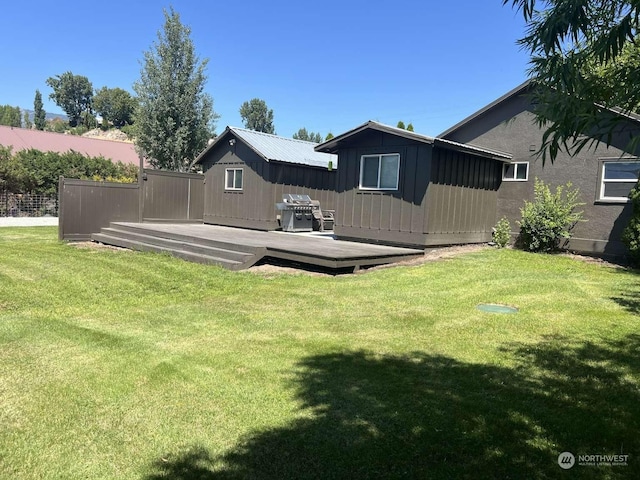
[477,303,519,314]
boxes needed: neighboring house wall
[328,128,503,247]
[200,136,336,231]
[442,90,640,256]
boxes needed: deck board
[112,222,423,269]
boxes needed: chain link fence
[0,189,58,217]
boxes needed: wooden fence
[58,170,204,241]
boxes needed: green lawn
[0,227,638,479]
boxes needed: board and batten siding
[424,148,501,244]
[202,142,276,230]
[201,141,336,230]
[333,135,501,247]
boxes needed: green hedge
[0,146,138,195]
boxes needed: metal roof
[194,126,337,169]
[315,120,512,162]
[0,125,140,165]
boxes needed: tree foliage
[46,71,94,127]
[493,217,512,248]
[0,146,137,195]
[133,8,218,172]
[33,90,46,130]
[517,178,585,252]
[94,87,137,128]
[293,127,323,143]
[396,121,406,129]
[622,182,640,264]
[0,105,22,127]
[239,98,275,134]
[504,0,640,162]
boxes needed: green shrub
[493,217,511,248]
[2,148,138,195]
[517,178,585,253]
[622,182,640,264]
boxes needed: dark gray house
[193,126,337,230]
[440,81,640,256]
[314,121,512,247]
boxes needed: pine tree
[34,90,46,130]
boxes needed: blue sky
[2,1,530,139]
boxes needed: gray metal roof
[194,126,337,169]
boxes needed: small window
[359,154,400,190]
[502,162,529,181]
[600,161,640,201]
[225,168,243,190]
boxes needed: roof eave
[315,120,511,161]
[433,138,512,162]
[315,120,435,154]
[191,127,231,167]
[191,126,271,168]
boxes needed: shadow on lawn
[610,268,640,315]
[145,335,640,480]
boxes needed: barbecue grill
[276,194,314,232]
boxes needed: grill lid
[283,193,312,204]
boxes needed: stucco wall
[444,93,639,256]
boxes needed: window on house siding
[502,162,529,181]
[600,161,640,201]
[225,168,243,190]
[360,154,400,190]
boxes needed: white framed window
[502,162,529,181]
[225,168,243,190]
[599,160,640,202]
[359,154,400,190]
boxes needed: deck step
[107,223,260,254]
[91,229,263,271]
[95,227,254,263]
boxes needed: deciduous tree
[0,105,22,127]
[133,8,218,171]
[239,98,275,134]
[46,71,93,127]
[504,0,640,161]
[293,127,323,143]
[94,87,137,128]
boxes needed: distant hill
[21,109,68,122]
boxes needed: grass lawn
[1,227,639,479]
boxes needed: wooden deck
[91,222,424,272]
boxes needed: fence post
[1,182,5,218]
[138,156,144,223]
[58,176,65,241]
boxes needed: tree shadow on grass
[145,335,640,479]
[610,268,640,315]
